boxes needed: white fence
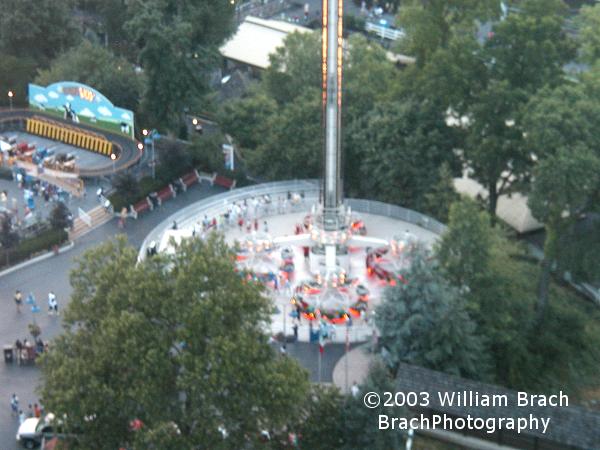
[365,22,405,41]
[138,180,446,260]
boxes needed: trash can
[4,345,14,363]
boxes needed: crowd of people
[10,393,45,425]
[7,289,57,365]
[182,193,299,240]
[14,290,59,315]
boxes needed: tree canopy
[125,0,235,131]
[35,41,144,112]
[375,244,490,380]
[396,0,501,66]
[0,0,79,65]
[39,237,309,449]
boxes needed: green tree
[353,100,458,210]
[294,385,346,450]
[35,41,144,112]
[263,31,321,105]
[75,0,138,59]
[125,0,235,132]
[0,54,37,108]
[396,0,500,66]
[462,80,529,223]
[407,0,574,222]
[578,3,600,64]
[486,0,574,93]
[523,82,600,158]
[528,147,600,322]
[218,89,277,150]
[463,0,573,222]
[422,162,460,223]
[39,236,309,449]
[0,214,18,249]
[291,364,408,450]
[436,198,492,289]
[523,78,600,317]
[247,88,322,180]
[341,362,407,450]
[113,173,141,207]
[49,202,71,230]
[375,244,490,380]
[0,0,79,65]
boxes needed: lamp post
[7,91,13,110]
[110,153,117,173]
[142,129,158,179]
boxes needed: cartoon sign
[28,82,135,138]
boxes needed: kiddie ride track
[0,108,142,177]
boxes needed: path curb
[0,241,75,278]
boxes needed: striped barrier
[26,117,113,156]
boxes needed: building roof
[396,363,600,449]
[220,16,312,70]
[454,175,543,233]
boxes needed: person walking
[14,290,22,313]
[33,403,41,418]
[10,394,18,417]
[48,291,58,316]
[18,409,25,425]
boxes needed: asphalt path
[0,181,346,448]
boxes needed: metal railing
[346,199,447,235]
[365,22,405,41]
[139,180,446,259]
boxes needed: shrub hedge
[109,175,165,211]
[0,227,68,269]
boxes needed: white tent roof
[454,176,543,234]
[220,16,312,70]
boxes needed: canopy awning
[220,16,312,70]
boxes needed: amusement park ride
[234,0,412,324]
[154,0,420,328]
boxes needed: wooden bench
[156,185,175,205]
[130,197,152,219]
[213,174,236,190]
[179,170,200,192]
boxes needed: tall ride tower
[321,0,344,229]
[313,0,350,275]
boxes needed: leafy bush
[113,172,140,206]
[49,202,71,230]
[138,176,165,194]
[0,227,68,269]
[344,14,366,33]
[16,228,68,255]
[109,175,166,211]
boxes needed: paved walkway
[332,344,375,393]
